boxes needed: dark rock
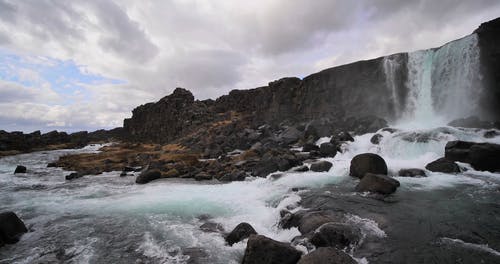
[47,162,57,168]
[310,222,361,249]
[123,166,135,172]
[349,153,388,178]
[469,143,500,172]
[370,134,383,144]
[381,127,398,133]
[425,158,460,173]
[484,130,499,138]
[277,127,303,146]
[199,222,224,233]
[297,247,356,264]
[14,165,27,174]
[0,211,28,245]
[355,173,400,194]
[219,170,246,182]
[293,165,310,172]
[225,222,257,246]
[398,168,426,177]
[65,172,83,180]
[183,247,210,264]
[310,161,333,172]
[319,143,337,157]
[331,131,354,143]
[445,140,476,163]
[242,235,302,264]
[119,172,128,177]
[302,143,319,152]
[298,211,344,234]
[194,172,212,181]
[252,160,279,177]
[135,169,162,184]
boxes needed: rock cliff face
[123,18,499,144]
[475,17,500,119]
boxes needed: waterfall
[388,34,482,127]
[383,55,402,118]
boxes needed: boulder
[65,172,83,180]
[135,169,162,184]
[310,161,333,172]
[119,171,127,177]
[310,222,361,249]
[277,127,303,146]
[225,222,257,246]
[349,153,388,178]
[194,172,212,181]
[330,131,354,143]
[469,143,500,172]
[14,165,27,174]
[398,168,426,177]
[297,247,356,264]
[425,158,460,173]
[370,134,383,144]
[293,165,310,172]
[319,143,337,157]
[297,211,344,234]
[302,143,319,152]
[355,173,400,195]
[242,235,302,264]
[0,211,28,245]
[219,170,246,182]
[445,141,475,163]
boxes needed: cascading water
[388,34,483,128]
[383,55,402,118]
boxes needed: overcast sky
[0,0,499,132]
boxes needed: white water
[389,34,482,128]
[383,55,402,118]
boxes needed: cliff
[123,18,499,144]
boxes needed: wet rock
[199,222,224,233]
[183,247,210,264]
[445,141,475,163]
[297,211,344,234]
[123,166,135,172]
[242,235,302,264]
[297,247,356,264]
[355,173,400,194]
[331,131,355,143]
[120,171,128,177]
[370,134,383,144]
[65,172,83,180]
[398,168,426,177]
[381,127,398,133]
[47,162,57,168]
[219,170,246,182]
[0,211,28,245]
[469,143,500,172]
[319,142,337,157]
[349,153,388,178]
[302,143,319,152]
[252,160,279,177]
[14,165,27,174]
[425,158,460,173]
[310,222,361,249]
[135,169,162,184]
[310,161,333,172]
[194,172,212,181]
[447,116,496,129]
[293,165,310,172]
[225,222,257,246]
[484,130,499,138]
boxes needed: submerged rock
[0,211,28,246]
[310,161,333,172]
[349,153,388,178]
[398,168,426,177]
[425,158,460,173]
[242,235,302,264]
[310,222,361,249]
[297,247,356,264]
[293,165,310,172]
[484,130,499,138]
[14,165,27,174]
[65,172,83,180]
[225,222,257,246]
[135,169,162,184]
[355,173,400,194]
[47,162,57,168]
[199,222,224,233]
